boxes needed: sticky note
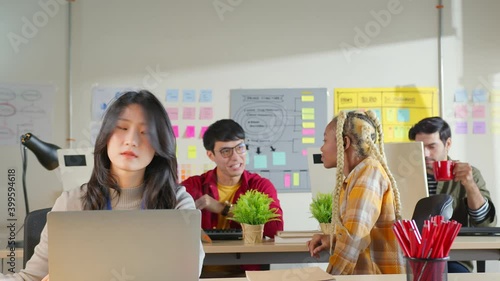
[302,137,315,144]
[199,89,212,102]
[302,129,315,136]
[302,122,315,128]
[397,109,410,122]
[166,89,179,102]
[302,149,307,156]
[492,123,500,135]
[172,125,179,138]
[284,174,291,188]
[472,89,487,102]
[272,152,286,166]
[386,108,396,122]
[491,90,500,103]
[372,109,382,121]
[293,173,300,186]
[472,121,486,134]
[455,121,468,134]
[253,155,267,169]
[187,145,197,159]
[492,106,500,118]
[200,126,208,138]
[182,89,196,102]
[199,107,213,120]
[182,107,196,120]
[472,105,486,118]
[302,96,314,102]
[454,104,467,119]
[185,126,195,138]
[454,89,468,102]
[302,108,315,120]
[165,107,179,120]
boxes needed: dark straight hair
[408,116,451,145]
[82,90,179,210]
[202,119,245,151]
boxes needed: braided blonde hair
[330,110,402,235]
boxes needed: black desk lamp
[20,133,61,214]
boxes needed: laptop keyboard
[203,228,243,240]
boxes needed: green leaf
[228,190,281,225]
[309,192,332,223]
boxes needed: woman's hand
[307,234,332,258]
[41,275,49,281]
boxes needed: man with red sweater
[182,119,283,277]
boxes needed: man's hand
[453,162,475,188]
[195,194,225,214]
[307,234,333,258]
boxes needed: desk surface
[201,273,500,281]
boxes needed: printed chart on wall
[334,87,439,142]
[230,88,327,193]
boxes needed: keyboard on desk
[458,226,500,236]
[203,228,243,240]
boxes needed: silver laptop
[48,209,201,281]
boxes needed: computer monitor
[57,148,94,191]
[384,142,429,220]
[306,147,336,198]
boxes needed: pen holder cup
[405,257,449,281]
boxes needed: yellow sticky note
[302,114,315,120]
[302,108,315,114]
[302,95,314,102]
[492,90,500,103]
[303,122,315,128]
[187,145,197,159]
[293,173,300,186]
[302,137,315,144]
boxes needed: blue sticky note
[253,155,268,169]
[272,152,286,166]
[182,89,196,103]
[166,89,179,102]
[199,89,213,102]
[454,89,468,102]
[371,108,382,121]
[397,109,410,122]
[472,89,487,103]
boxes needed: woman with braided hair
[307,110,405,275]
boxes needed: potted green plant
[229,190,281,243]
[310,192,333,234]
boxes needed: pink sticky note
[473,121,486,134]
[454,104,468,119]
[284,174,291,188]
[182,107,196,120]
[302,149,307,156]
[455,121,468,134]
[165,107,179,120]
[472,105,486,118]
[302,128,315,135]
[200,126,208,138]
[172,125,179,138]
[199,107,213,120]
[185,126,195,138]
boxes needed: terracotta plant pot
[241,223,264,244]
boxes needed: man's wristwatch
[221,201,233,216]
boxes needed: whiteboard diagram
[231,88,328,192]
[0,83,55,145]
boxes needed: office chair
[411,194,453,232]
[23,207,51,268]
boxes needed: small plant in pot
[229,190,281,243]
[310,192,333,235]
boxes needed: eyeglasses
[217,143,247,158]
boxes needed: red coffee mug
[433,160,455,181]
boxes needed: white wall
[1,0,500,270]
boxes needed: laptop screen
[48,209,201,281]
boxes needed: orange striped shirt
[328,157,405,275]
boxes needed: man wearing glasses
[181,119,284,277]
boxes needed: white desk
[201,273,500,281]
[203,236,500,265]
